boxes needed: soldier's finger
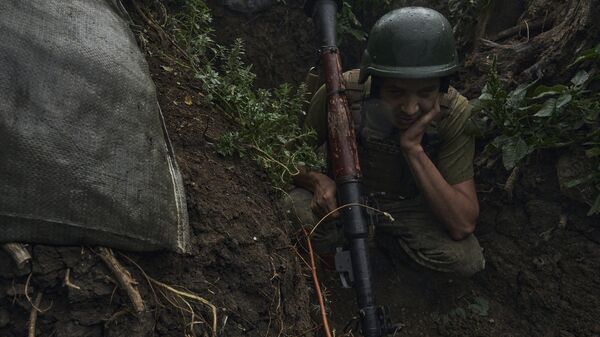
[326,198,340,218]
[310,198,323,216]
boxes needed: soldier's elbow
[449,221,476,241]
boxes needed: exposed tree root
[504,166,520,201]
[265,256,285,337]
[63,268,81,290]
[130,0,168,46]
[152,280,217,337]
[491,18,551,42]
[475,0,600,82]
[27,292,43,337]
[25,274,52,313]
[97,247,146,314]
[119,253,218,337]
[2,243,31,269]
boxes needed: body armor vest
[342,70,451,201]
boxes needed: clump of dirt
[0,2,314,337]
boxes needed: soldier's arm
[399,96,479,240]
[293,84,339,217]
[293,168,338,217]
[402,147,479,240]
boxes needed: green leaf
[524,103,543,112]
[502,137,533,169]
[587,194,600,216]
[530,85,567,98]
[507,81,536,108]
[491,134,510,149]
[534,98,556,117]
[517,104,536,111]
[479,92,493,101]
[556,93,572,110]
[569,48,599,67]
[530,91,561,100]
[570,70,590,87]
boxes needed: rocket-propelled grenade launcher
[304,1,399,336]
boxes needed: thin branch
[28,292,43,337]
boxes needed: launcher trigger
[335,247,354,289]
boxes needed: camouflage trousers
[282,188,485,277]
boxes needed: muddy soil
[207,0,317,88]
[0,2,314,337]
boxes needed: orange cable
[303,228,333,337]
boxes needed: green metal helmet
[359,7,459,83]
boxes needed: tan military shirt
[304,69,475,199]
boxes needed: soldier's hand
[310,173,340,219]
[399,96,441,154]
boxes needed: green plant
[339,0,403,31]
[168,1,323,189]
[168,0,215,67]
[475,54,600,214]
[337,1,367,45]
[201,40,323,187]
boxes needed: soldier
[285,7,485,276]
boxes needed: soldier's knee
[420,236,485,277]
[436,237,485,277]
[280,188,316,227]
[449,248,485,277]
[281,188,344,254]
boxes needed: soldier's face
[378,77,441,130]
